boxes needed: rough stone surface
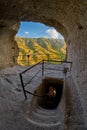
[0,64,85,130]
[0,0,87,128]
[0,22,20,69]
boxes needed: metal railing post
[20,74,27,99]
[27,54,30,66]
[42,60,44,77]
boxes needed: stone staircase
[25,103,62,130]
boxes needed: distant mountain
[15,37,66,66]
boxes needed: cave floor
[0,64,85,130]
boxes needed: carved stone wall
[0,0,87,125]
[0,22,20,69]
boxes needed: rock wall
[0,22,20,69]
[67,25,87,123]
[0,0,87,126]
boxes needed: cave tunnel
[0,0,87,127]
[36,77,63,109]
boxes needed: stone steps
[35,106,58,116]
[33,110,58,118]
[26,117,61,129]
[26,103,61,129]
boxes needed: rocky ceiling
[0,0,86,36]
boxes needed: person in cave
[48,86,56,98]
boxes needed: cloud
[25,31,29,34]
[46,29,58,39]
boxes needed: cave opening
[15,22,67,66]
[36,77,63,109]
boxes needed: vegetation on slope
[15,37,66,66]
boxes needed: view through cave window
[15,22,66,66]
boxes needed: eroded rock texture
[0,0,87,126]
[0,21,19,68]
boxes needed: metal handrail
[20,60,72,99]
[25,90,45,97]
[44,60,72,71]
[20,61,42,99]
[20,61,42,74]
[24,69,41,88]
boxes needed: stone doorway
[35,77,63,109]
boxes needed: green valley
[15,37,66,66]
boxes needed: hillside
[15,37,66,66]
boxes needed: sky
[16,22,64,39]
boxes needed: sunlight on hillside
[16,22,66,66]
